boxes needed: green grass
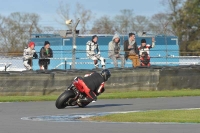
[90,109,200,123]
[0,95,57,102]
[98,89,200,99]
[0,89,200,102]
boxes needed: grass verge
[98,89,200,99]
[0,95,57,102]
[0,89,200,102]
[89,109,200,123]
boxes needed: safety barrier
[0,66,200,96]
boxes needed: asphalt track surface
[1,97,200,133]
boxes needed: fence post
[64,58,67,70]
[71,19,80,69]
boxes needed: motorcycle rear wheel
[55,90,75,109]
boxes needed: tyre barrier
[0,66,200,96]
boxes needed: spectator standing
[124,33,140,68]
[38,41,53,70]
[138,38,155,66]
[23,42,38,70]
[108,34,125,68]
[86,35,106,69]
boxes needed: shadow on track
[83,103,132,108]
[58,103,133,109]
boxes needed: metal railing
[1,53,200,71]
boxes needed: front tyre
[55,90,75,109]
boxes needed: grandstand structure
[30,33,180,70]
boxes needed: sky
[0,0,167,29]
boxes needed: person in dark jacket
[124,33,140,68]
[38,41,53,70]
[70,69,111,105]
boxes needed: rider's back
[83,72,104,92]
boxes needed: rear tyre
[55,90,75,109]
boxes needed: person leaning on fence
[23,42,38,70]
[38,41,53,70]
[108,34,125,68]
[124,33,140,68]
[138,38,155,66]
[86,35,106,69]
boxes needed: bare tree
[149,13,172,35]
[114,9,134,34]
[56,2,93,34]
[56,2,72,29]
[90,15,115,34]
[0,15,8,52]
[162,0,184,35]
[161,0,184,12]
[0,12,42,55]
[74,3,93,34]
[132,15,150,33]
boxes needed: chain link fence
[0,31,200,71]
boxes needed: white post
[71,19,80,69]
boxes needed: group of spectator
[23,33,155,70]
[23,41,53,70]
[86,33,155,69]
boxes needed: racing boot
[94,63,99,69]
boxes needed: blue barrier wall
[31,34,179,70]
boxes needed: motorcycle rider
[69,69,111,105]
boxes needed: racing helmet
[101,69,111,81]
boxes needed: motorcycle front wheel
[55,90,75,109]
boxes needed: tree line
[0,0,199,56]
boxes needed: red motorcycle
[55,80,92,109]
[55,69,111,109]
